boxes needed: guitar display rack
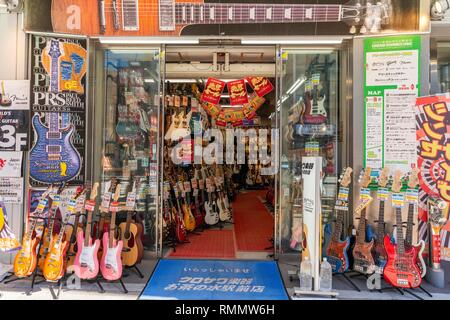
[3,215,59,295]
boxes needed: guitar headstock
[355,195,373,214]
[90,182,99,201]
[113,183,121,202]
[339,167,353,188]
[407,168,420,189]
[48,39,62,58]
[391,170,404,193]
[358,167,372,189]
[343,0,392,34]
[377,167,390,188]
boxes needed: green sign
[363,35,421,176]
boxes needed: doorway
[160,45,277,260]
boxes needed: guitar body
[73,231,100,279]
[303,92,327,125]
[411,240,426,278]
[118,221,142,267]
[182,204,196,232]
[43,236,69,282]
[217,198,230,222]
[100,232,123,281]
[13,237,40,278]
[38,229,54,271]
[51,0,202,37]
[352,239,376,274]
[174,208,187,243]
[325,237,350,273]
[322,223,332,258]
[204,201,219,225]
[136,222,145,262]
[383,235,422,288]
[30,114,81,183]
[373,240,388,272]
[191,202,204,228]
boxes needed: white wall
[0,10,27,264]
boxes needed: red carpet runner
[233,190,274,251]
[169,229,235,258]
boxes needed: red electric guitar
[383,170,422,289]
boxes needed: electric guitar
[404,168,426,278]
[43,186,86,282]
[191,168,205,228]
[303,83,327,124]
[14,186,54,278]
[73,183,101,279]
[0,80,12,107]
[30,39,81,183]
[172,181,187,242]
[383,170,422,289]
[179,179,196,232]
[202,168,219,226]
[119,178,144,267]
[100,184,123,280]
[324,168,352,273]
[52,0,393,37]
[352,167,376,274]
[373,167,390,273]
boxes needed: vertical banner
[363,35,421,175]
[30,35,86,186]
[416,94,450,261]
[301,157,323,290]
[0,80,30,151]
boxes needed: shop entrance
[160,45,277,260]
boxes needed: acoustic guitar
[43,187,86,282]
[52,0,392,37]
[119,178,144,267]
[100,184,124,280]
[14,186,54,278]
[352,167,376,274]
[73,183,101,280]
[383,170,422,288]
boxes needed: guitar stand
[125,264,144,279]
[333,271,361,292]
[98,275,128,294]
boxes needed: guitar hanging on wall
[52,0,393,37]
[29,39,82,184]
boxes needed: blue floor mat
[139,259,289,300]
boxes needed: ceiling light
[100,37,199,45]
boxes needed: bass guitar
[73,183,101,279]
[352,167,376,274]
[43,187,86,282]
[172,181,187,243]
[119,178,144,267]
[14,186,54,277]
[383,170,422,288]
[405,168,426,278]
[191,168,204,228]
[180,179,196,232]
[100,184,124,280]
[324,168,352,273]
[373,167,390,273]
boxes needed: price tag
[182,96,188,107]
[85,200,96,211]
[174,95,181,108]
[392,193,405,208]
[126,192,136,208]
[205,178,212,190]
[76,195,86,211]
[178,182,184,193]
[173,184,179,196]
[360,188,371,200]
[36,198,48,213]
[101,192,112,209]
[405,189,418,203]
[191,178,198,190]
[128,159,138,171]
[110,201,120,212]
[198,179,204,190]
[52,195,61,207]
[184,181,191,193]
[193,189,199,197]
[335,187,349,211]
[67,199,77,213]
[377,187,390,201]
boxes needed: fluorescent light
[242,39,343,45]
[100,37,199,45]
[144,79,155,83]
[286,77,306,95]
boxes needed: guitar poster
[29,35,87,186]
[416,94,450,261]
[0,80,30,151]
[363,35,421,176]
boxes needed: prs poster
[363,35,421,175]
[30,35,86,186]
[416,94,450,261]
[0,80,30,151]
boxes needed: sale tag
[377,187,390,201]
[227,79,248,105]
[202,78,225,105]
[85,199,96,211]
[36,198,48,213]
[76,195,86,211]
[101,192,112,209]
[52,195,61,207]
[405,189,418,203]
[312,73,321,85]
[110,201,120,212]
[360,188,371,200]
[392,193,405,208]
[126,192,136,208]
[198,179,204,190]
[246,77,274,97]
[242,94,265,119]
[193,189,199,197]
[205,178,212,189]
[191,178,198,190]
[184,181,191,193]
[335,187,349,211]
[174,95,181,108]
[67,199,77,213]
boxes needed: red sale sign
[246,77,274,97]
[201,78,225,105]
[227,79,248,105]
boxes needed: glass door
[97,48,161,255]
[278,48,339,256]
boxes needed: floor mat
[139,259,289,300]
[233,190,274,251]
[168,229,236,258]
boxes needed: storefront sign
[0,80,30,151]
[416,94,450,261]
[30,35,86,186]
[0,178,23,203]
[0,152,22,177]
[364,35,421,175]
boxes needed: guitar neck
[332,209,344,243]
[377,200,385,241]
[395,207,405,254]
[405,203,415,245]
[356,208,367,244]
[174,3,342,25]
[84,211,93,247]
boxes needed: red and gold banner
[246,77,274,97]
[227,79,248,105]
[201,78,225,105]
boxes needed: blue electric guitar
[30,39,81,183]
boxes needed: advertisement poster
[416,94,450,261]
[0,178,23,203]
[364,35,420,175]
[30,35,86,186]
[0,152,22,177]
[0,80,30,151]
